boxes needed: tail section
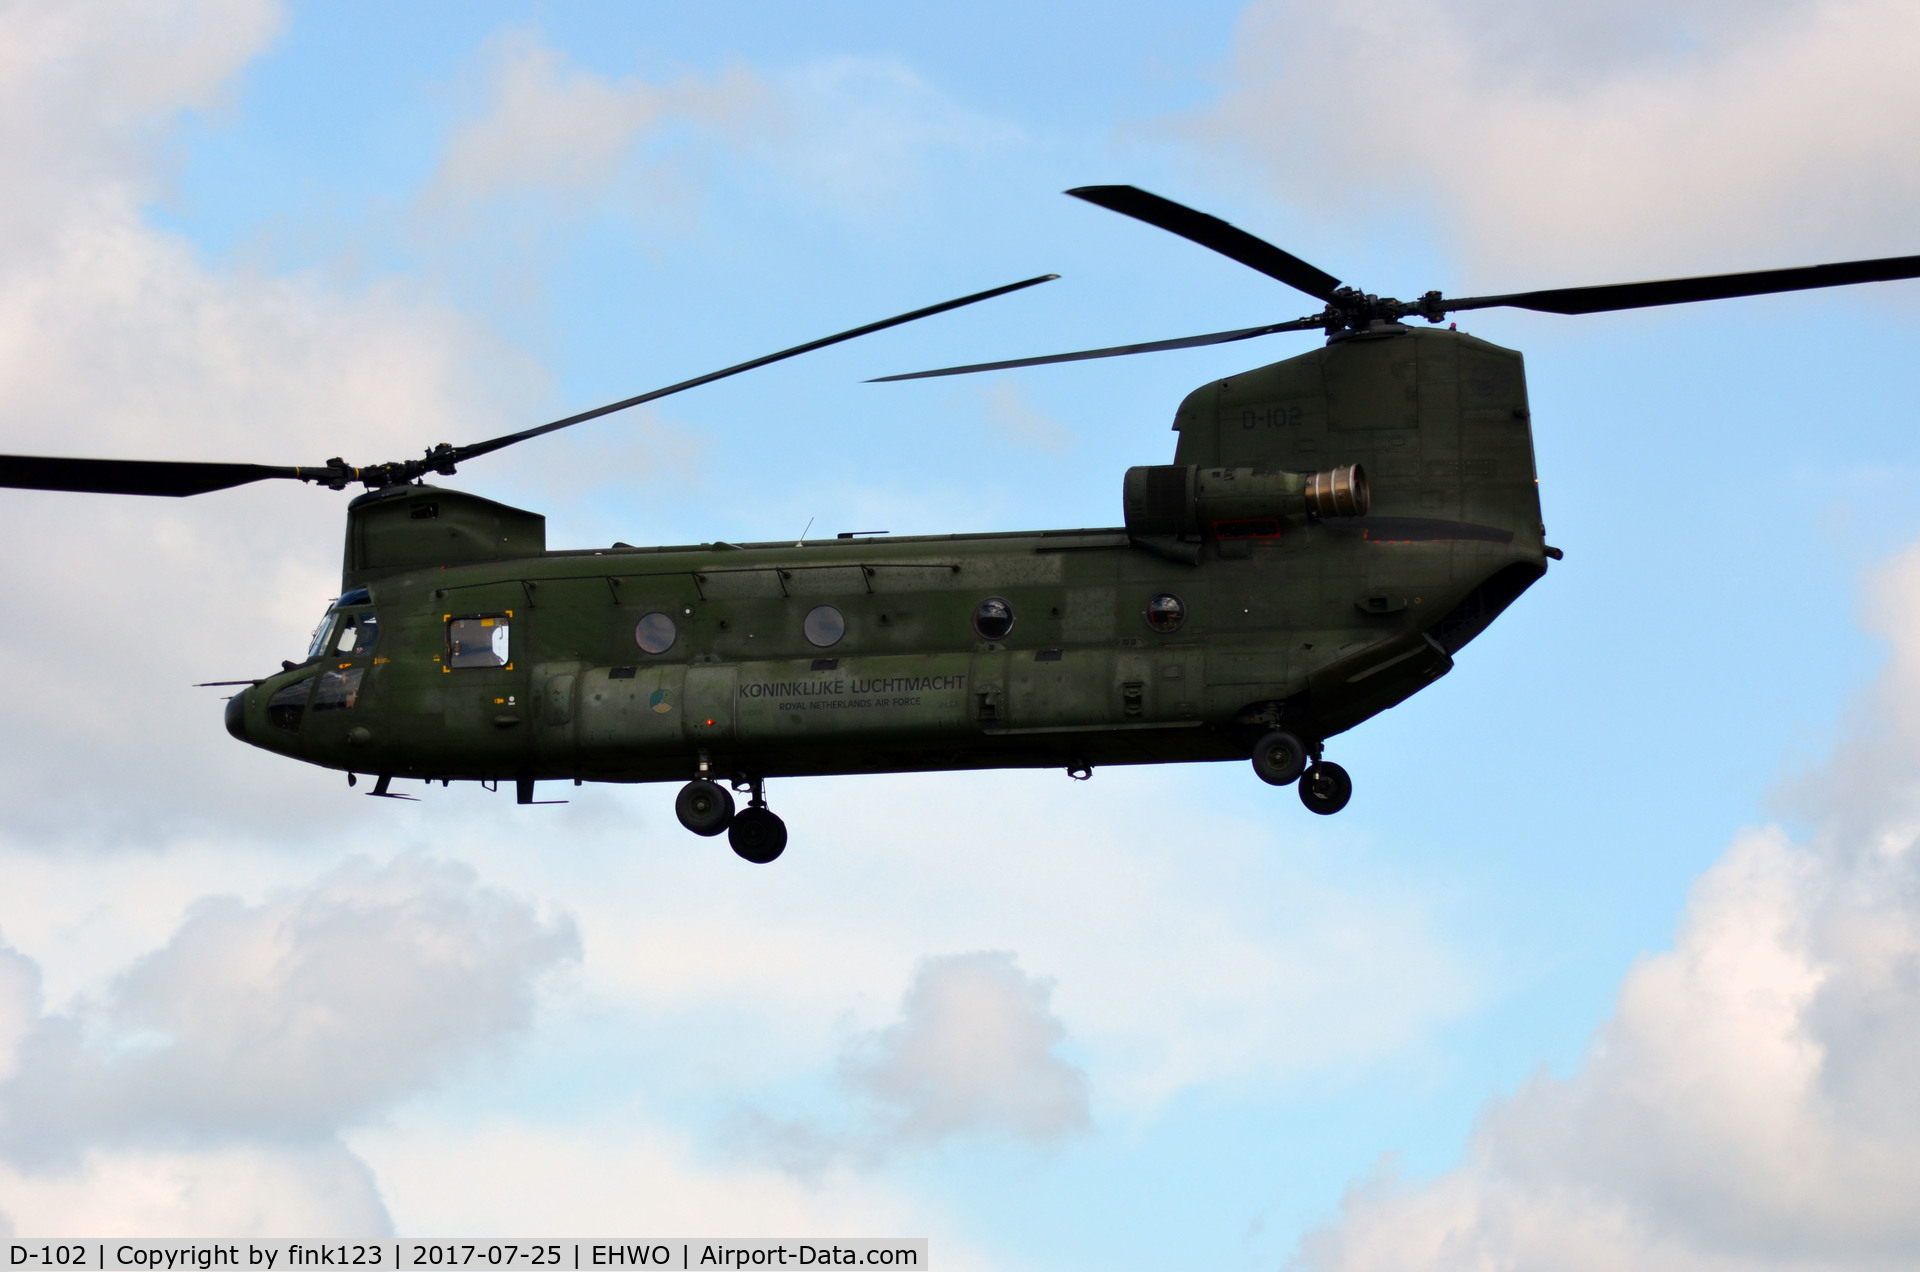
[1174,326,1550,739]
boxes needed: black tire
[729,806,788,863]
[1298,761,1353,815]
[1251,729,1309,786]
[675,779,735,836]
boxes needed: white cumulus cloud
[736,950,1088,1176]
[1292,541,1920,1271]
[1197,0,1920,281]
[843,951,1090,1147]
[0,1144,388,1239]
[0,0,541,841]
[429,34,774,206]
[425,35,1016,221]
[0,855,579,1234]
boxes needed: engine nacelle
[1123,463,1368,539]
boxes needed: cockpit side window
[447,614,511,669]
[307,599,380,661]
[326,612,379,656]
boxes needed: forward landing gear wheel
[729,806,788,863]
[676,779,734,836]
[1251,730,1309,786]
[1299,761,1352,815]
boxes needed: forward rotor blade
[451,274,1060,465]
[1,277,1060,499]
[1067,185,1342,302]
[0,455,306,497]
[869,318,1324,382]
[1448,253,1920,316]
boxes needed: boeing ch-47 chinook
[6,186,1919,862]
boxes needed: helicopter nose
[224,688,249,742]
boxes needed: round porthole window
[1145,593,1186,633]
[635,611,677,654]
[803,604,845,648]
[973,597,1015,641]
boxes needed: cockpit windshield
[306,605,338,660]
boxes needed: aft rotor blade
[0,454,307,497]
[451,274,1060,465]
[1448,253,1920,316]
[1067,185,1343,302]
[869,318,1323,382]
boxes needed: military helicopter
[6,186,1920,863]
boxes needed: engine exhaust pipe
[1304,464,1369,518]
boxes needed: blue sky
[4,1,1920,1266]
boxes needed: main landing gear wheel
[1251,729,1309,786]
[1299,761,1353,815]
[675,779,734,836]
[726,775,788,863]
[729,806,788,863]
